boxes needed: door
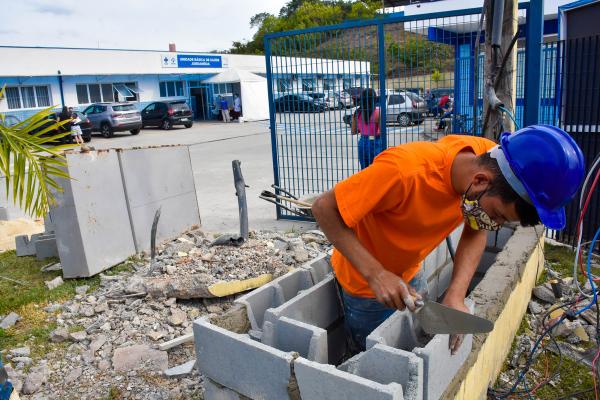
[83,105,100,130]
[142,103,157,126]
[190,87,210,120]
[386,94,405,123]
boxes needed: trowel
[413,299,494,335]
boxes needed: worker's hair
[358,88,377,122]
[476,151,540,227]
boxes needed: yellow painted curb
[208,274,273,297]
[453,237,544,400]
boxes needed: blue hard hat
[492,125,585,230]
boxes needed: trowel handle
[414,299,425,308]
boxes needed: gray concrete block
[194,318,295,400]
[235,268,314,331]
[15,235,37,256]
[35,237,58,260]
[366,311,421,352]
[204,379,245,400]
[294,357,405,400]
[339,344,423,400]
[117,146,201,253]
[299,254,332,283]
[273,316,328,363]
[51,150,136,278]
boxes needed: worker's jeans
[340,269,427,352]
[357,136,383,170]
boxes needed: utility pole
[482,0,519,140]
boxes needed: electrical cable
[497,105,520,130]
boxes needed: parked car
[29,111,92,143]
[384,90,427,126]
[0,115,21,128]
[306,92,334,110]
[141,101,193,130]
[82,102,142,138]
[343,87,366,106]
[333,91,354,109]
[341,90,427,127]
[274,94,326,113]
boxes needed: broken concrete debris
[0,311,20,329]
[1,228,328,398]
[44,276,64,290]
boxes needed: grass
[540,243,591,285]
[0,250,135,358]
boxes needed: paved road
[84,114,444,234]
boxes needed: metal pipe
[57,70,65,107]
[232,160,249,241]
[491,0,505,48]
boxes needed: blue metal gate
[265,3,542,220]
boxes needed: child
[70,110,84,145]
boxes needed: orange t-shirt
[332,135,496,298]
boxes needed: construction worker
[312,125,584,353]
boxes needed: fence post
[377,22,388,150]
[524,0,544,127]
[264,37,282,220]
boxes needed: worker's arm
[443,223,487,353]
[312,190,418,310]
[351,113,358,134]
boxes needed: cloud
[33,3,73,16]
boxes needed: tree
[0,87,75,218]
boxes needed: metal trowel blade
[415,300,494,335]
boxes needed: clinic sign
[160,53,226,69]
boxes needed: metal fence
[543,35,600,248]
[265,5,546,221]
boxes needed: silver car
[83,102,142,138]
[382,90,428,127]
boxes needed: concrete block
[339,344,423,400]
[35,236,58,260]
[299,254,332,283]
[194,318,295,400]
[117,146,201,253]
[15,234,38,256]
[51,150,136,278]
[235,268,314,331]
[204,379,245,400]
[294,357,405,400]
[366,311,421,352]
[273,317,328,363]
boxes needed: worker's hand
[442,296,470,355]
[367,269,421,311]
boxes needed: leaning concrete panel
[117,146,200,252]
[51,151,136,278]
[194,318,295,400]
[295,357,405,400]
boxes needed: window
[144,103,156,112]
[75,82,138,104]
[89,84,102,103]
[302,78,314,92]
[101,84,114,102]
[159,80,185,98]
[277,78,291,93]
[5,85,52,110]
[388,95,404,105]
[343,78,352,90]
[76,85,89,104]
[323,78,335,91]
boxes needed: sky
[0,0,289,52]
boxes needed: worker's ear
[470,171,494,193]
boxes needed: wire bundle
[488,153,600,399]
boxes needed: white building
[0,46,370,122]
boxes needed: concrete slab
[117,146,201,252]
[204,379,245,400]
[51,150,136,278]
[294,357,405,400]
[34,236,58,260]
[194,317,295,400]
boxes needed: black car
[274,94,326,113]
[141,101,193,130]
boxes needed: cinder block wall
[194,226,523,400]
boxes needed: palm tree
[0,86,76,218]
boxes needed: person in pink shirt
[351,88,382,169]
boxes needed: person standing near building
[232,93,242,121]
[351,88,382,169]
[220,96,230,123]
[68,107,84,145]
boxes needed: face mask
[461,185,501,231]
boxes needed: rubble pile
[1,228,330,399]
[495,262,599,393]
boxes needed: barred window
[5,87,21,110]
[5,86,51,109]
[158,80,185,98]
